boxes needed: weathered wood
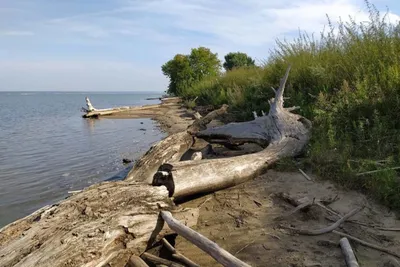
[128,255,150,267]
[286,207,363,235]
[160,211,251,267]
[161,238,200,267]
[333,230,400,259]
[153,66,311,199]
[141,252,185,267]
[125,131,194,184]
[83,103,161,118]
[0,182,198,267]
[339,238,359,267]
[126,104,229,184]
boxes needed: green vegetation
[161,47,221,96]
[223,52,255,71]
[161,2,400,211]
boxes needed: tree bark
[0,182,198,267]
[153,66,312,199]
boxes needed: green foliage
[161,54,192,96]
[223,52,256,71]
[161,47,221,95]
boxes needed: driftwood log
[0,182,198,267]
[125,104,229,184]
[339,238,359,267]
[0,66,310,267]
[152,66,312,199]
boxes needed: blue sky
[1,0,399,91]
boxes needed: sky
[1,0,400,91]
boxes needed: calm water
[0,92,166,227]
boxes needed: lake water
[0,92,166,227]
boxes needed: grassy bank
[180,4,400,210]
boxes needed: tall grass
[181,2,400,210]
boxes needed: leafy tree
[188,47,221,81]
[223,52,255,71]
[161,47,221,95]
[161,54,192,96]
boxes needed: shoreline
[2,98,400,266]
[105,97,195,135]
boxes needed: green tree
[223,52,255,71]
[161,54,192,96]
[188,47,221,81]
[161,47,221,95]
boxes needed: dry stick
[323,209,400,232]
[275,200,313,221]
[298,168,312,181]
[141,252,185,267]
[160,211,251,267]
[339,237,359,267]
[333,230,400,259]
[128,255,150,267]
[161,238,200,267]
[234,241,255,255]
[315,202,341,217]
[356,166,400,176]
[198,197,212,208]
[289,207,363,235]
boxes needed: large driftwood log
[82,97,180,118]
[153,66,312,199]
[0,182,198,267]
[125,104,229,184]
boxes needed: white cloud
[42,0,400,46]
[1,0,400,91]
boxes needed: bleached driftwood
[160,211,251,267]
[125,104,228,184]
[339,237,359,267]
[153,66,312,199]
[161,238,200,267]
[0,182,198,267]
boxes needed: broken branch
[141,252,185,267]
[160,211,251,267]
[333,230,400,259]
[339,237,359,267]
[287,207,363,235]
[161,238,200,267]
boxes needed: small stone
[84,206,93,217]
[87,233,95,238]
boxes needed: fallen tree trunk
[81,97,180,118]
[125,104,229,184]
[0,182,198,267]
[153,66,312,199]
